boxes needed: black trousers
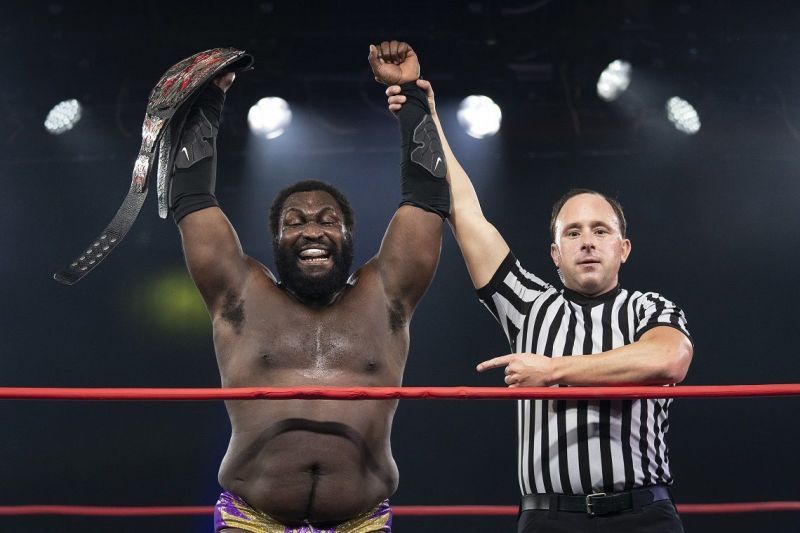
[518,500,684,533]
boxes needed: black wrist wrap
[170,83,226,224]
[397,82,450,219]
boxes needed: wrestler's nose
[301,222,324,239]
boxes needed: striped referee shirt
[477,252,692,496]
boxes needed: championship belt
[53,48,253,285]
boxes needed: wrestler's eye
[566,230,580,238]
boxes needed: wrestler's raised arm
[175,73,252,313]
[368,41,445,315]
[386,79,510,289]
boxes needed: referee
[386,79,694,532]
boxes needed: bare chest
[259,316,389,376]
[215,286,407,385]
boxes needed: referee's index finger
[476,355,514,372]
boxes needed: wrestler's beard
[274,237,353,304]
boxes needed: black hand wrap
[170,83,225,223]
[397,82,450,218]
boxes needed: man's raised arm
[368,41,445,315]
[173,73,250,313]
[387,79,510,289]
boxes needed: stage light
[596,60,632,102]
[248,97,292,139]
[44,99,82,134]
[457,95,502,139]
[665,96,701,135]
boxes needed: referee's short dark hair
[269,180,355,240]
[549,189,627,240]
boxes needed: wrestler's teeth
[299,248,329,259]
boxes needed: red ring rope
[3,384,799,518]
[0,384,798,401]
[1,502,798,516]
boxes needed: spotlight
[457,95,502,139]
[248,97,292,139]
[596,60,632,102]
[44,99,82,135]
[665,96,701,135]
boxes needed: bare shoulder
[347,258,381,290]
[345,259,408,315]
[323,259,387,307]
[251,257,278,283]
[243,256,280,291]
[345,258,412,333]
[211,256,281,332]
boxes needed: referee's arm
[418,81,510,289]
[478,326,693,387]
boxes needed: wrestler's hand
[213,72,236,93]
[386,79,437,116]
[477,353,555,388]
[369,40,420,85]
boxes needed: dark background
[2,1,800,531]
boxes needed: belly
[218,399,399,524]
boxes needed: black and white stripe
[477,252,691,495]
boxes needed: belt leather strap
[53,48,253,285]
[521,485,672,516]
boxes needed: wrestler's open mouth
[298,247,331,264]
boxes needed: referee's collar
[561,284,621,306]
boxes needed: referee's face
[550,193,631,298]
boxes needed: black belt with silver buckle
[521,485,671,516]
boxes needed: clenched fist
[368,40,420,85]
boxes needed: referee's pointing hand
[477,353,555,388]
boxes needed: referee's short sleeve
[476,252,516,300]
[634,292,692,345]
[476,251,552,325]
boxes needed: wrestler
[170,41,447,532]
